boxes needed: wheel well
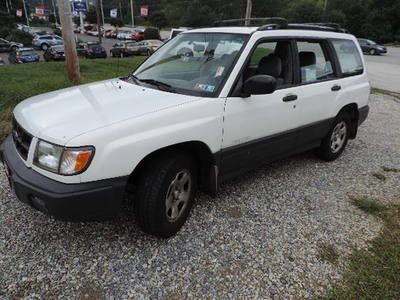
[127,141,216,193]
[338,103,359,139]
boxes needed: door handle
[283,94,298,102]
[331,84,342,91]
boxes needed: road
[364,47,400,93]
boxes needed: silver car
[32,35,64,51]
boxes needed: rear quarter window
[331,39,364,77]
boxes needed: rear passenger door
[290,39,340,148]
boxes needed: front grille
[12,118,33,161]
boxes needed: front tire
[369,49,376,55]
[41,43,49,51]
[135,153,198,238]
[317,112,351,161]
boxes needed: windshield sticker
[215,66,225,77]
[195,83,215,92]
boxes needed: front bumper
[0,135,128,221]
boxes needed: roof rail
[287,23,348,33]
[213,17,288,28]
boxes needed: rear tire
[41,43,49,51]
[317,112,351,161]
[135,153,198,238]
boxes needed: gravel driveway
[1,94,400,299]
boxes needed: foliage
[320,201,400,299]
[143,27,160,40]
[73,16,81,26]
[133,0,400,43]
[85,5,99,24]
[6,29,33,46]
[110,18,124,28]
[0,57,146,142]
[48,14,56,24]
[149,11,168,29]
[0,10,15,28]
[0,27,12,39]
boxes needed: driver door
[220,39,302,177]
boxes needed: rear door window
[331,39,364,77]
[296,40,335,83]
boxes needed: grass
[372,172,387,182]
[0,57,145,142]
[371,87,400,102]
[350,195,388,215]
[382,166,400,173]
[320,197,400,299]
[317,242,340,265]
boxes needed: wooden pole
[57,0,81,81]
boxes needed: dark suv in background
[357,39,387,55]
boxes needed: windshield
[133,33,248,97]
[20,51,36,56]
[367,40,377,45]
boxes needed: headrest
[299,51,316,67]
[257,54,282,77]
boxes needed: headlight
[34,140,94,175]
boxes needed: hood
[14,79,198,145]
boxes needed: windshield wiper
[138,79,176,92]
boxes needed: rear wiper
[138,79,175,92]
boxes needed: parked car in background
[110,40,162,57]
[32,35,64,50]
[110,41,136,57]
[8,48,40,64]
[357,39,387,55]
[104,30,117,38]
[117,30,134,40]
[0,38,23,52]
[168,27,191,40]
[43,45,65,61]
[86,43,107,58]
[142,40,163,54]
[131,28,145,41]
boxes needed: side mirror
[241,75,277,97]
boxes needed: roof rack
[213,17,348,33]
[213,17,288,28]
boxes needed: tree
[48,14,56,23]
[149,10,168,29]
[284,0,323,23]
[110,18,124,28]
[85,5,98,24]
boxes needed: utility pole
[323,0,328,19]
[57,0,80,81]
[245,0,252,26]
[22,0,30,27]
[51,0,58,25]
[100,0,105,26]
[96,0,102,43]
[5,0,10,13]
[130,0,134,27]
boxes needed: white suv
[1,21,370,237]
